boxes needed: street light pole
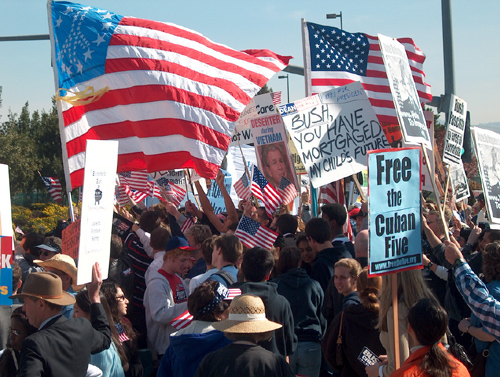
[278,74,290,103]
[326,11,343,30]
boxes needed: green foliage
[12,203,70,235]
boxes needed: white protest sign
[150,170,189,192]
[368,147,422,276]
[0,164,13,240]
[379,34,431,149]
[443,95,467,166]
[234,92,276,132]
[472,127,500,224]
[77,140,118,285]
[225,144,258,204]
[281,82,389,188]
[449,162,470,202]
[252,113,299,192]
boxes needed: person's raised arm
[215,170,238,230]
[194,180,226,233]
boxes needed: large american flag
[41,177,63,202]
[252,165,281,218]
[235,215,279,250]
[303,21,432,126]
[50,2,291,190]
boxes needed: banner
[0,236,13,305]
[472,127,500,224]
[368,147,422,276]
[281,82,389,188]
[77,140,119,285]
[252,113,298,193]
[379,34,431,149]
[442,94,467,166]
[449,162,470,202]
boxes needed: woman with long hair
[0,308,37,377]
[366,269,438,377]
[391,298,469,377]
[323,267,385,377]
[74,289,126,377]
[101,281,143,377]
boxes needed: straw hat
[34,254,85,292]
[10,272,76,306]
[212,294,282,334]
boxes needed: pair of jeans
[289,341,322,377]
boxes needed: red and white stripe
[57,16,290,190]
[169,310,193,330]
[118,171,149,192]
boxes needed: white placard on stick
[281,82,389,188]
[77,140,119,285]
[442,94,467,166]
[0,164,13,240]
[379,34,431,149]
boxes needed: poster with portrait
[379,34,431,149]
[252,113,298,194]
[472,127,500,224]
[449,162,470,202]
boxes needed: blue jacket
[157,330,231,377]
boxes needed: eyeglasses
[115,295,127,302]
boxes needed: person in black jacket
[11,264,111,377]
[272,246,326,377]
[230,247,297,358]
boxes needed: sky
[1,0,499,128]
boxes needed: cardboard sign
[62,219,81,259]
[206,170,232,214]
[281,82,389,188]
[368,148,422,275]
[443,95,467,166]
[472,127,500,224]
[0,164,13,241]
[449,162,470,202]
[0,236,13,305]
[235,92,276,132]
[252,113,298,192]
[379,34,431,149]
[77,140,119,285]
[150,170,188,191]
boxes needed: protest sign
[379,34,431,149]
[235,92,277,132]
[151,170,188,190]
[442,95,467,166]
[0,164,13,240]
[62,218,81,259]
[368,147,422,276]
[252,112,298,193]
[226,144,258,204]
[0,236,12,305]
[289,136,306,174]
[472,127,500,224]
[281,82,389,188]
[229,128,253,146]
[77,140,119,285]
[449,162,470,202]
[205,169,232,214]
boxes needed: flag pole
[421,143,450,241]
[391,273,400,370]
[236,138,260,209]
[185,169,202,209]
[351,174,366,201]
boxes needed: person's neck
[318,241,333,251]
[160,265,176,275]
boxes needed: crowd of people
[2,173,500,377]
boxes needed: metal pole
[441,0,455,110]
[0,34,49,42]
[286,75,290,103]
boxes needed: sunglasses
[115,295,127,302]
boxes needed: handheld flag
[41,176,63,202]
[235,215,279,250]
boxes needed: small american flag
[272,91,282,105]
[154,176,186,207]
[234,171,251,200]
[252,166,281,218]
[124,185,148,203]
[147,181,163,200]
[278,176,297,205]
[118,171,149,192]
[15,226,24,235]
[180,216,195,234]
[115,322,130,343]
[169,310,193,330]
[41,177,63,202]
[235,215,278,250]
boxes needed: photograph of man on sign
[258,142,295,189]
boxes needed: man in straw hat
[11,263,111,377]
[195,294,294,377]
[34,253,85,319]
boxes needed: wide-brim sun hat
[34,254,85,291]
[10,271,76,306]
[212,294,282,334]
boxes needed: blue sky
[1,0,499,127]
